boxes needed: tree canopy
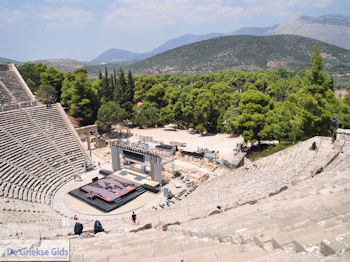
[16,45,349,139]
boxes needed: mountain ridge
[0,57,18,63]
[92,14,350,63]
[126,35,350,75]
[91,33,225,64]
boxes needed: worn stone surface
[321,232,350,256]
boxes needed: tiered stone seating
[139,137,342,225]
[26,104,88,171]
[0,105,90,204]
[0,138,348,261]
[159,140,350,260]
[70,229,237,262]
[0,198,76,240]
[0,70,31,103]
[0,81,13,105]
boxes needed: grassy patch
[246,141,294,161]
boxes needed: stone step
[320,232,350,257]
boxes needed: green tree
[40,66,64,102]
[25,78,36,92]
[224,92,241,134]
[159,104,175,126]
[17,62,47,92]
[133,103,159,127]
[340,93,350,128]
[61,68,99,125]
[145,83,166,109]
[60,72,75,108]
[265,101,303,142]
[122,70,135,116]
[288,85,334,138]
[236,88,273,143]
[96,101,127,131]
[134,76,158,102]
[115,68,134,115]
[101,67,114,103]
[309,44,326,86]
[37,85,56,103]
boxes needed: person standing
[131,212,136,225]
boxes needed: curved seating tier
[25,105,87,171]
[140,137,342,225]
[0,104,90,204]
[0,81,14,105]
[0,70,31,104]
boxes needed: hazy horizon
[1,0,350,62]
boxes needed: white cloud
[103,0,336,30]
[45,0,82,3]
[0,7,26,25]
[312,0,333,7]
[242,0,333,6]
[103,0,243,29]
[0,3,94,30]
[35,6,95,30]
[241,0,334,16]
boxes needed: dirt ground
[94,124,244,162]
[335,88,349,99]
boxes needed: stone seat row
[0,81,13,104]
[139,138,328,224]
[0,197,68,230]
[0,105,90,204]
[0,158,72,205]
[0,71,31,103]
[26,105,87,170]
[0,105,87,172]
[0,126,75,172]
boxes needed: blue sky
[0,0,349,61]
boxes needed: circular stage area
[52,169,160,221]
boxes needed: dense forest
[17,45,350,144]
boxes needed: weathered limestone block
[321,232,350,256]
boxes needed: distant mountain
[298,14,350,26]
[231,25,277,36]
[232,14,350,50]
[91,33,224,64]
[91,48,143,63]
[35,59,89,73]
[0,57,18,63]
[148,33,224,55]
[92,14,350,64]
[127,35,350,75]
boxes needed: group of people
[73,215,104,235]
[73,212,137,236]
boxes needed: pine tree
[98,69,102,80]
[101,67,113,102]
[127,70,135,103]
[114,68,127,104]
[309,44,326,86]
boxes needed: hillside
[232,25,277,36]
[269,14,350,50]
[233,14,350,50]
[128,35,350,75]
[35,59,90,72]
[91,14,350,64]
[91,48,143,63]
[91,33,224,64]
[0,57,18,64]
[149,33,224,56]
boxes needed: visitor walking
[131,211,136,225]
